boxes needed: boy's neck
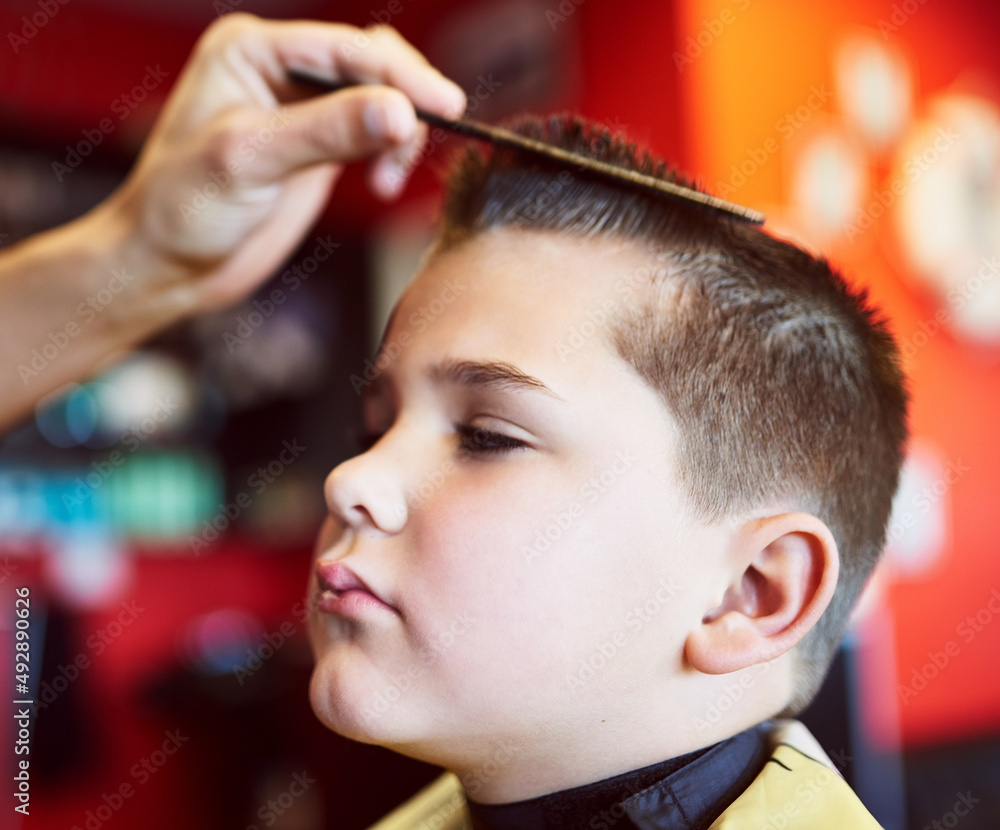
[463,723,771,829]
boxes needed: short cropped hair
[430,116,908,714]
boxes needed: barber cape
[365,721,882,830]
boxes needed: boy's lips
[315,560,398,618]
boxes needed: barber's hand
[108,13,465,311]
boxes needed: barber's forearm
[0,193,198,431]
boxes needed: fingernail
[377,163,406,199]
[384,168,406,196]
[444,84,467,120]
[364,98,414,142]
[364,99,391,140]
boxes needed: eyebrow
[429,359,565,401]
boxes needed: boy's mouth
[315,560,399,618]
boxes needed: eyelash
[351,424,528,458]
[454,424,528,457]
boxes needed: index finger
[223,17,467,119]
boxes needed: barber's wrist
[85,186,206,343]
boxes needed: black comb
[286,67,766,225]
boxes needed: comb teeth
[286,67,766,225]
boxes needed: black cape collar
[466,723,769,830]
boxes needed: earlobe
[685,513,839,675]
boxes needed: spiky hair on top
[434,114,731,251]
[430,113,909,716]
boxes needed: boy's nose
[323,448,409,535]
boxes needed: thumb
[234,85,419,184]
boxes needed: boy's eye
[455,423,528,457]
[349,424,529,457]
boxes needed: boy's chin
[307,654,425,749]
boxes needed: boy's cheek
[418,471,568,552]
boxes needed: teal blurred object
[0,450,223,544]
[102,451,222,541]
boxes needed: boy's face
[308,228,728,777]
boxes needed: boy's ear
[685,513,839,675]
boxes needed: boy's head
[307,116,908,801]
